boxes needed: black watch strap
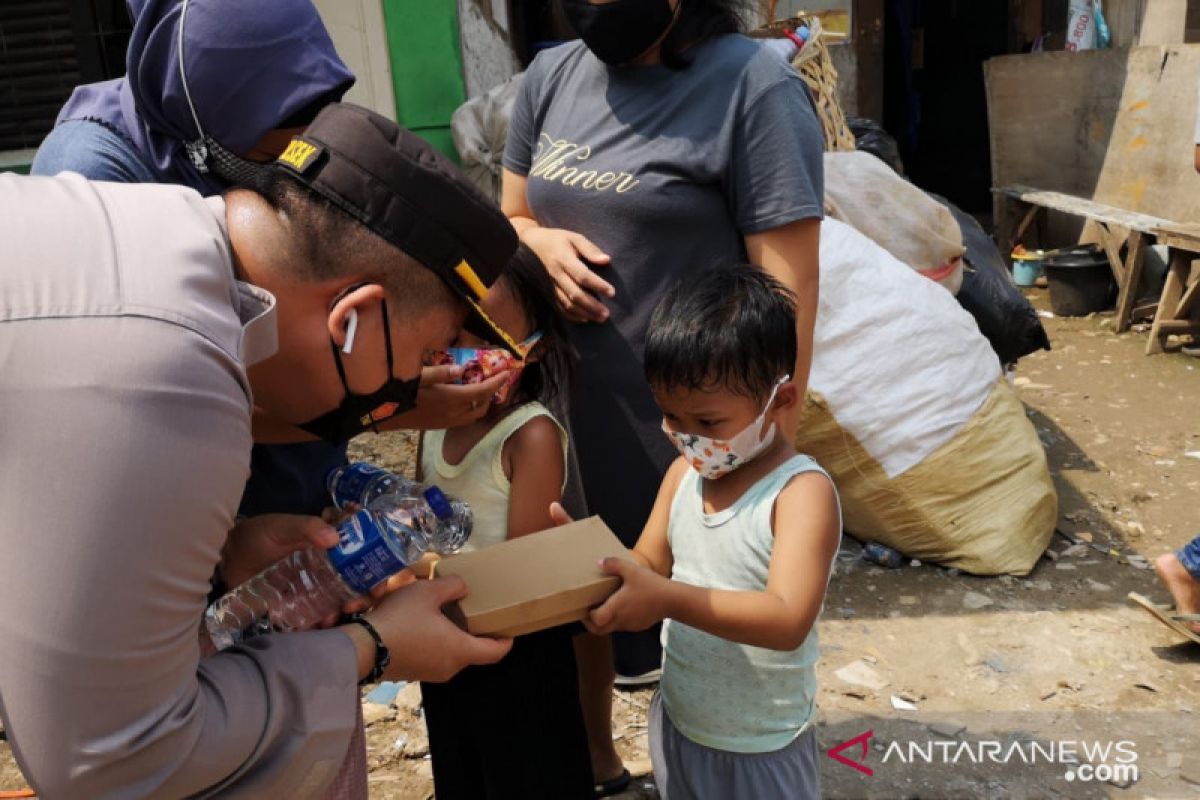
[347,614,390,686]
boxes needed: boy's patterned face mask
[661,376,789,480]
[426,332,543,404]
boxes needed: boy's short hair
[644,263,797,402]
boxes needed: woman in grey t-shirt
[501,1,824,790]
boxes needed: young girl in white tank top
[416,246,594,799]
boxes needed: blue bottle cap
[423,486,453,520]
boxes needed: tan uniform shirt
[0,173,358,798]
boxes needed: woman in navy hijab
[35,0,357,522]
[34,0,354,192]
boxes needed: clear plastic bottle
[327,463,472,554]
[327,462,418,509]
[204,490,466,651]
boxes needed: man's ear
[328,283,386,349]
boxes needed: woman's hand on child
[584,557,671,635]
[520,227,614,324]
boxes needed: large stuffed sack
[824,151,966,294]
[801,220,1057,575]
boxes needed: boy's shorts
[648,691,821,800]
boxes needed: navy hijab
[57,0,355,195]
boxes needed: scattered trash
[364,680,405,706]
[1062,544,1089,558]
[891,695,919,711]
[985,655,1010,674]
[1133,681,1159,693]
[962,591,994,610]
[1185,451,1200,461]
[1038,310,1055,318]
[1085,578,1112,592]
[1040,690,1058,701]
[910,559,922,567]
[1055,563,1077,570]
[835,661,890,691]
[862,541,905,569]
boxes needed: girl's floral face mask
[425,332,543,404]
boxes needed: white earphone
[342,308,359,354]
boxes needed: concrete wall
[458,0,521,98]
[312,0,397,119]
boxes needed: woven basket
[750,10,856,152]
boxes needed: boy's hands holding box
[583,557,672,635]
[434,515,636,638]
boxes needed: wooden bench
[995,184,1172,332]
[1148,223,1200,354]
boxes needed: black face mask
[297,301,421,444]
[560,0,676,66]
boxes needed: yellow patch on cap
[454,260,490,301]
[277,138,321,173]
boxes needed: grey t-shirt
[504,35,824,544]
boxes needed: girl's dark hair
[644,263,796,402]
[501,244,575,408]
[661,0,747,69]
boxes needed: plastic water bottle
[204,489,467,651]
[328,463,472,554]
[327,462,418,509]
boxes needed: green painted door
[382,0,466,161]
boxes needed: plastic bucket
[1011,255,1044,287]
[1042,246,1114,316]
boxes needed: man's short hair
[644,263,797,402]
[257,170,457,315]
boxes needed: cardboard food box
[436,516,633,638]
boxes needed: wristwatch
[346,614,390,685]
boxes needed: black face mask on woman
[296,300,421,444]
[560,0,676,66]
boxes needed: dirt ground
[2,290,1198,799]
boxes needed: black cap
[273,102,522,353]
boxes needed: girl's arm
[587,472,840,652]
[745,219,820,439]
[505,415,568,537]
[500,168,614,324]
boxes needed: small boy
[584,263,841,800]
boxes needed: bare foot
[1154,552,1200,633]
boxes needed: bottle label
[331,463,385,509]
[328,510,407,594]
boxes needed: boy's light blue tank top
[660,454,840,754]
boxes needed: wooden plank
[1115,231,1148,332]
[1138,0,1187,45]
[1154,222,1200,250]
[1107,0,1147,48]
[1096,223,1129,291]
[996,185,1171,231]
[1013,202,1042,243]
[1146,248,1189,354]
[986,46,1200,227]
